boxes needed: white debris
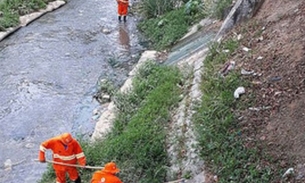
[102,94,110,100]
[102,28,111,34]
[242,47,251,52]
[257,56,263,60]
[234,87,245,98]
[237,34,242,40]
[93,108,100,116]
[241,68,254,75]
[258,36,264,41]
[25,143,35,148]
[4,159,12,171]
[248,106,271,111]
[282,168,294,178]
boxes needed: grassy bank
[39,61,185,182]
[136,0,236,51]
[0,0,58,29]
[193,38,277,182]
[137,0,206,51]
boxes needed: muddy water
[0,0,143,182]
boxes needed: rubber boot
[118,16,122,22]
[74,176,81,183]
[123,16,127,22]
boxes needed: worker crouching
[38,133,86,183]
[91,162,123,183]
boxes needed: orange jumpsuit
[117,0,129,16]
[39,135,86,183]
[91,170,123,183]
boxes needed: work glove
[39,158,46,163]
[79,159,86,168]
[39,151,46,163]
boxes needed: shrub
[138,8,192,51]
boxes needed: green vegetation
[136,0,235,51]
[38,39,278,183]
[39,61,185,183]
[0,0,57,29]
[137,0,176,19]
[138,8,191,51]
[137,0,205,51]
[193,39,274,182]
[213,0,234,19]
[13,0,278,182]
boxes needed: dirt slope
[224,0,305,182]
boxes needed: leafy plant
[0,9,19,28]
[185,0,203,16]
[138,8,192,50]
[138,0,176,19]
[213,0,234,19]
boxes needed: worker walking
[91,162,123,183]
[116,0,129,22]
[38,132,86,183]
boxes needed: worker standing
[116,0,129,22]
[90,162,123,183]
[38,132,86,183]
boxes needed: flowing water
[0,0,143,182]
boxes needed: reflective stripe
[53,154,76,161]
[40,145,46,152]
[75,152,85,159]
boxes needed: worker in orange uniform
[38,133,86,183]
[116,0,129,22]
[91,162,123,183]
